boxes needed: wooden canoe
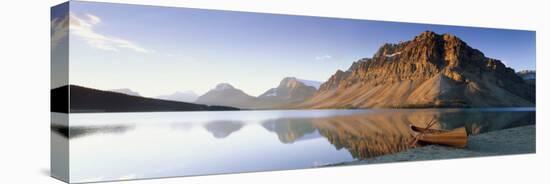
[409,125,468,148]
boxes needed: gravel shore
[340,125,535,165]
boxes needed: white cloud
[86,14,101,25]
[51,14,69,50]
[69,12,150,53]
[315,55,332,61]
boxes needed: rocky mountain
[196,78,320,109]
[258,77,317,106]
[296,78,322,89]
[195,83,259,109]
[109,88,141,97]
[299,31,535,108]
[517,70,535,85]
[53,85,238,113]
[156,91,199,103]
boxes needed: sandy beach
[337,125,535,166]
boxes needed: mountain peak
[214,83,235,91]
[420,30,437,36]
[280,77,298,83]
[258,77,317,105]
[411,31,464,45]
[279,77,301,88]
[277,77,322,89]
[196,83,257,109]
[415,30,456,41]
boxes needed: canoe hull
[410,125,468,148]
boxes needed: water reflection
[66,108,535,182]
[65,108,535,158]
[435,109,535,135]
[52,124,134,138]
[258,108,535,160]
[203,121,244,138]
[262,119,318,143]
[311,112,417,159]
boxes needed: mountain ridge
[298,31,535,108]
[195,83,259,109]
[52,85,239,113]
[156,90,199,103]
[258,77,317,106]
[56,31,534,111]
[109,88,141,97]
[196,77,319,109]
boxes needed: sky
[51,1,536,97]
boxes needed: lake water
[52,108,535,183]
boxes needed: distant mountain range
[195,77,320,109]
[193,32,535,109]
[109,88,141,97]
[156,91,199,103]
[51,85,238,113]
[517,70,535,85]
[53,31,535,112]
[298,31,535,108]
[52,77,322,113]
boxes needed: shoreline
[61,106,535,114]
[333,125,536,166]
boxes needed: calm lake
[52,108,535,182]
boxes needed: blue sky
[53,1,536,97]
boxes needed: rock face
[258,77,317,106]
[300,31,535,108]
[195,83,259,109]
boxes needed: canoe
[409,125,468,148]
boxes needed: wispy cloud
[69,12,150,53]
[315,55,332,61]
[86,14,101,25]
[51,14,69,50]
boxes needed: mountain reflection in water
[204,120,244,138]
[62,108,534,160]
[63,108,534,182]
[52,124,135,138]
[259,108,534,159]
